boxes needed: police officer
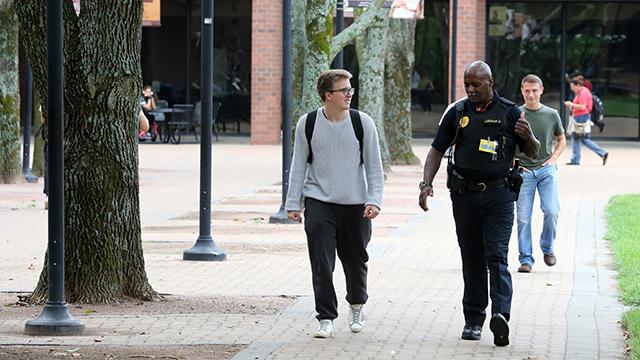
[418,61,539,347]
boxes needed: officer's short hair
[521,74,543,87]
[317,69,353,101]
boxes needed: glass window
[412,0,449,136]
[488,2,640,138]
[567,2,640,138]
[487,3,563,109]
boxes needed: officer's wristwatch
[419,181,433,191]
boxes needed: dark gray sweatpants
[304,197,372,320]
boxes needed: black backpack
[305,109,364,165]
[591,94,605,131]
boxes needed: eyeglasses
[327,87,355,96]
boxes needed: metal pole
[185,0,192,104]
[269,0,297,224]
[334,0,344,69]
[25,0,84,335]
[450,0,457,103]
[560,3,567,128]
[22,60,38,183]
[183,0,226,261]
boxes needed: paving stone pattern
[1,138,638,359]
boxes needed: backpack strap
[305,110,318,163]
[447,99,467,166]
[349,109,364,165]
[450,100,466,147]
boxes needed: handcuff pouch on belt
[506,159,523,200]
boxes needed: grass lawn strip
[606,194,640,359]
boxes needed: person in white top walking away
[285,69,384,338]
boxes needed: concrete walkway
[1,137,638,359]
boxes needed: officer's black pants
[451,186,516,327]
[304,198,371,320]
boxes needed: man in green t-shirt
[516,74,566,273]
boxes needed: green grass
[602,95,639,118]
[625,310,640,360]
[606,194,640,359]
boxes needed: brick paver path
[1,138,638,359]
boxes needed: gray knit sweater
[285,108,384,212]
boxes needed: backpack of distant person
[591,93,605,132]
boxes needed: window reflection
[488,2,639,138]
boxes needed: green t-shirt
[517,104,564,169]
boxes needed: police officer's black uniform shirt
[432,91,525,181]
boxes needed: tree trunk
[0,0,21,183]
[31,90,44,177]
[291,0,387,127]
[16,0,156,303]
[384,19,420,165]
[291,0,309,126]
[294,0,333,125]
[355,7,391,170]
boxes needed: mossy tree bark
[384,19,419,165]
[355,7,391,170]
[0,0,21,183]
[15,0,156,303]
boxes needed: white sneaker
[313,319,333,338]
[349,304,364,333]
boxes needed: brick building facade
[250,0,479,145]
[250,0,283,145]
[450,0,485,100]
[249,0,640,143]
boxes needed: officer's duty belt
[464,177,506,192]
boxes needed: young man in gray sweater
[285,69,384,338]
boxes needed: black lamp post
[25,0,84,336]
[183,0,226,261]
[268,0,296,224]
[334,0,345,69]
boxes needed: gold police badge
[459,116,469,128]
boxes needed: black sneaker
[489,313,509,346]
[461,324,482,340]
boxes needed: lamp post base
[25,303,84,336]
[269,206,300,224]
[183,237,227,261]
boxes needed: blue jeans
[516,165,560,266]
[570,133,607,164]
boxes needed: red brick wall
[250,0,282,144]
[450,0,486,100]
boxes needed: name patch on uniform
[459,116,469,128]
[484,119,501,124]
[478,138,498,154]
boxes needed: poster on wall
[143,0,161,27]
[389,0,424,19]
[489,6,507,23]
